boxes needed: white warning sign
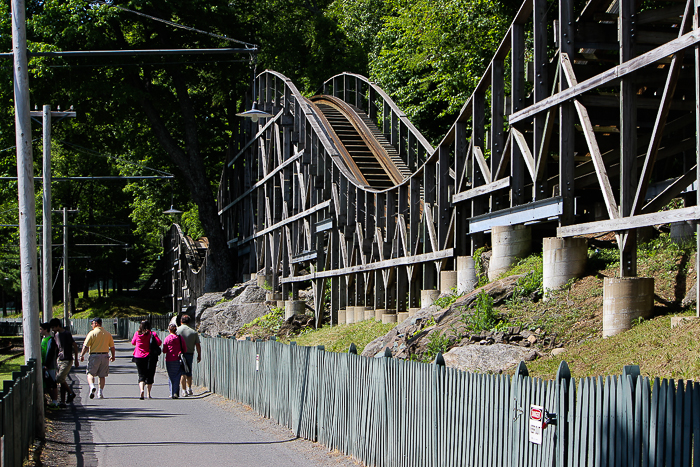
[529,405,544,445]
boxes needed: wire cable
[96,1,258,49]
[58,140,173,177]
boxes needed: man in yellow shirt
[79,317,116,399]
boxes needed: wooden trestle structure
[219,0,700,325]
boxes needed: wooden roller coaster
[217,0,700,325]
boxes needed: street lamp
[236,101,273,123]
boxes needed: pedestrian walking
[176,314,201,396]
[40,322,59,408]
[49,318,79,406]
[162,323,186,399]
[79,317,116,399]
[131,320,162,400]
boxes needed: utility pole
[31,105,76,322]
[11,0,44,438]
[59,208,78,327]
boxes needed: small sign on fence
[529,405,543,445]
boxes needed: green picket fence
[1,359,38,467]
[112,319,700,466]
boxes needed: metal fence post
[555,360,572,467]
[432,352,445,467]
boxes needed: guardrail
[1,359,38,467]
[115,317,698,466]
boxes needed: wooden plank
[633,1,692,215]
[280,248,454,283]
[228,110,283,168]
[239,199,332,245]
[641,167,697,214]
[474,146,492,184]
[510,29,700,125]
[558,206,699,237]
[220,151,303,215]
[511,127,536,181]
[452,177,511,203]
[573,99,620,220]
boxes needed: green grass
[281,320,398,354]
[525,313,700,380]
[0,355,26,382]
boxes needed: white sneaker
[89,387,96,399]
[97,391,104,399]
[182,390,188,397]
[187,388,193,396]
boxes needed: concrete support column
[354,306,366,323]
[488,225,531,281]
[374,308,385,322]
[421,289,441,308]
[602,277,654,337]
[457,256,477,294]
[337,309,347,325]
[381,309,397,324]
[284,300,305,320]
[363,307,374,321]
[542,237,588,297]
[408,307,421,318]
[671,221,695,244]
[346,306,356,324]
[439,271,457,294]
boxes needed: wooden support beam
[512,127,536,181]
[633,0,693,215]
[452,177,511,203]
[641,167,697,214]
[510,29,700,124]
[557,207,699,237]
[474,146,492,183]
[280,248,455,283]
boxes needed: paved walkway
[57,337,359,467]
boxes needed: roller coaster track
[217,0,700,325]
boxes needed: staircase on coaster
[310,95,411,189]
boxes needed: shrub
[462,291,499,333]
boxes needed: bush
[423,331,452,362]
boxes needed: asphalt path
[64,336,359,467]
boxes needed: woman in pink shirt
[131,320,162,400]
[162,323,186,398]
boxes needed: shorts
[181,353,194,377]
[56,360,72,383]
[86,354,110,378]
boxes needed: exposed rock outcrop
[442,344,537,373]
[361,274,553,373]
[196,281,271,337]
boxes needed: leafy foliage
[423,331,452,362]
[462,290,499,333]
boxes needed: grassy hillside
[263,230,698,381]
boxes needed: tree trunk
[135,70,234,292]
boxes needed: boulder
[682,282,697,308]
[196,282,271,338]
[361,274,526,359]
[442,344,537,374]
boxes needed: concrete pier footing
[457,256,477,294]
[375,309,385,322]
[337,309,347,325]
[284,300,305,320]
[488,225,532,281]
[670,221,695,244]
[346,306,356,324]
[364,308,374,321]
[440,271,458,294]
[421,289,441,307]
[602,277,654,337]
[408,307,421,318]
[397,312,409,323]
[542,237,588,297]
[381,310,398,324]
